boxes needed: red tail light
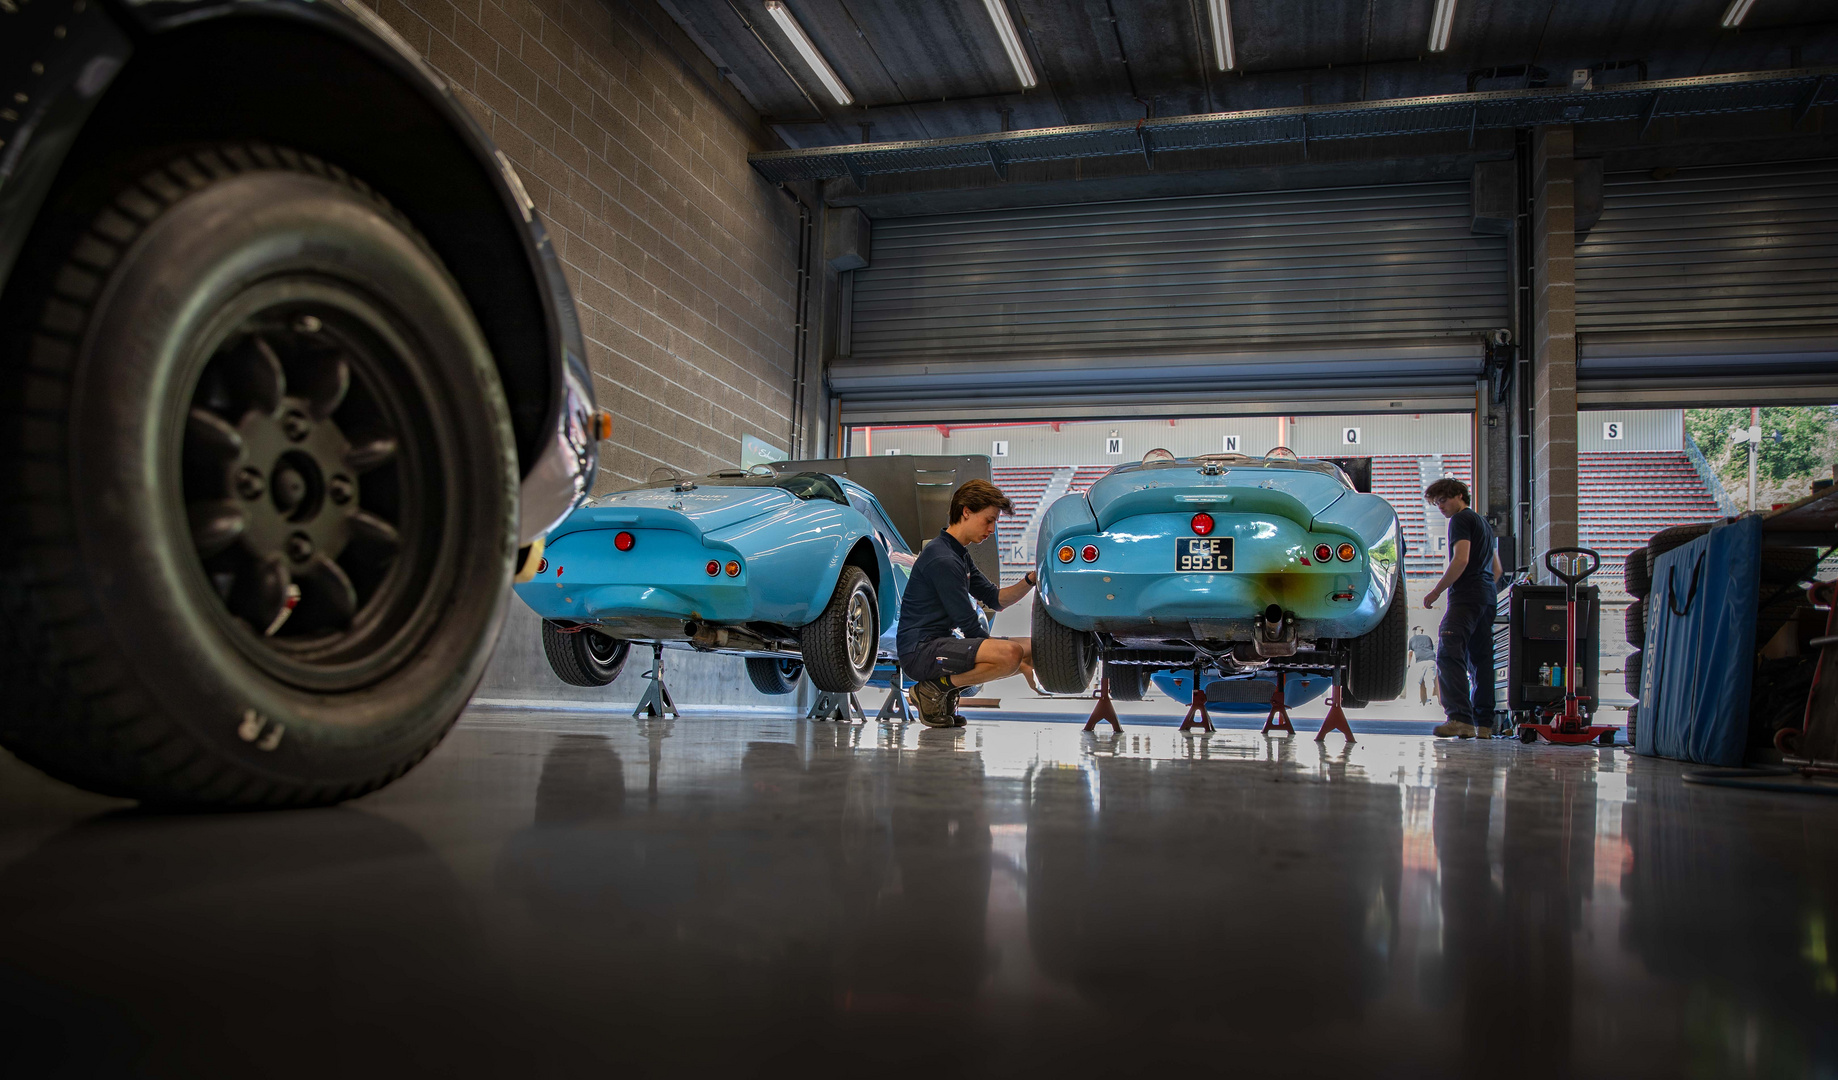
[1314,544,1333,563]
[614,531,635,551]
[706,560,721,576]
[1191,512,1214,536]
[1081,544,1099,563]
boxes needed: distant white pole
[1748,406,1759,512]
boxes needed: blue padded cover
[1636,515,1759,765]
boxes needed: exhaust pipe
[1253,605,1299,657]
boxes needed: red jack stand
[1315,681,1355,743]
[1180,664,1215,733]
[1084,674,1122,733]
[1262,672,1296,735]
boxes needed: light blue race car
[516,469,916,695]
[1032,449,1408,705]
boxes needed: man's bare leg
[949,638,1032,688]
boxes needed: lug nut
[295,314,323,334]
[235,467,267,500]
[285,533,315,562]
[281,410,311,442]
[328,475,354,505]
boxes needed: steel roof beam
[749,67,1838,184]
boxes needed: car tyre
[1032,595,1097,695]
[1646,522,1717,576]
[800,566,878,692]
[0,145,518,807]
[1624,650,1643,699]
[746,657,805,695]
[1106,661,1148,701]
[542,622,631,686]
[1624,599,1646,649]
[1623,547,1650,599]
[1347,570,1409,703]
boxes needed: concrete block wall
[358,0,811,706]
[362,0,802,490]
[1531,125,1580,568]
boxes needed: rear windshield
[1123,454,1350,485]
[641,470,847,505]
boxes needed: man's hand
[1424,585,1443,609]
[996,568,1037,610]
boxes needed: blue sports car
[1033,449,1408,705]
[516,469,915,695]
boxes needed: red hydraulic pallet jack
[1519,546,1620,747]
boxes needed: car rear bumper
[513,529,753,624]
[1040,570,1384,641]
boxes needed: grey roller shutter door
[835,181,1508,422]
[1576,160,1838,404]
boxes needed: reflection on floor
[1,708,1834,1076]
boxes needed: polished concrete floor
[1,709,1834,1078]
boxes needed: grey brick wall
[363,0,801,490]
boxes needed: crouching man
[897,479,1038,727]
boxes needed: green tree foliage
[1685,406,1838,484]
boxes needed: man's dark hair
[949,478,1014,524]
[1424,477,1470,505]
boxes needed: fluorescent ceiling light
[1427,0,1457,52]
[1208,0,1236,71]
[765,1,853,106]
[982,0,1038,89]
[1720,0,1756,28]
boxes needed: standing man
[898,479,1038,728]
[1422,478,1504,738]
[1407,625,1438,706]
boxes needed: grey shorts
[902,637,986,682]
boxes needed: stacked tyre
[1623,548,1649,702]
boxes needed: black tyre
[1032,594,1098,694]
[1624,599,1646,649]
[1520,726,1537,743]
[1646,522,1717,575]
[0,145,518,807]
[1624,650,1643,699]
[1340,691,1369,711]
[1106,662,1148,701]
[1760,547,1822,585]
[746,656,804,695]
[1347,570,1409,702]
[1623,547,1650,599]
[541,622,630,686]
[799,566,878,692]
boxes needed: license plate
[1177,537,1232,572]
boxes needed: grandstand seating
[1067,465,1111,495]
[990,466,1058,558]
[1577,451,1723,566]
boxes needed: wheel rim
[585,632,624,674]
[845,587,875,672]
[777,659,803,681]
[178,284,449,690]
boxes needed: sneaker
[912,677,956,728]
[1433,719,1478,739]
[946,686,969,727]
[1473,725,1494,739]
